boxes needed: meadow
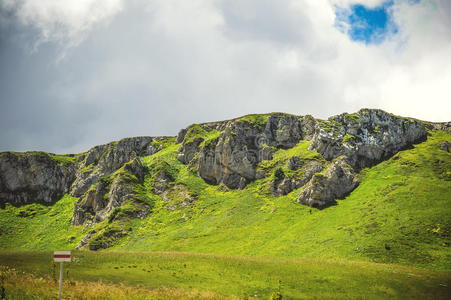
[0,250,450,299]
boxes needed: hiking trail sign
[54,251,71,300]
[54,251,71,262]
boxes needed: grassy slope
[114,130,451,270]
[0,131,450,271]
[0,251,449,299]
[0,195,84,250]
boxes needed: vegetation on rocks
[236,113,270,128]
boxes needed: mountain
[0,108,450,269]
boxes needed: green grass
[199,130,222,149]
[0,151,77,165]
[48,153,78,165]
[0,195,84,250]
[236,114,270,128]
[342,133,355,144]
[0,251,449,299]
[257,140,325,177]
[182,124,215,145]
[152,136,177,149]
[344,113,360,123]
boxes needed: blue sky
[335,0,423,44]
[336,0,400,44]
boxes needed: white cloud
[376,0,451,120]
[1,0,123,50]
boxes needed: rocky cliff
[1,108,448,249]
[177,113,316,189]
[298,109,427,207]
[0,152,77,206]
[176,109,428,206]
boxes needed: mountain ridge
[0,108,450,261]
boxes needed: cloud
[217,0,312,45]
[0,0,123,51]
[0,0,450,154]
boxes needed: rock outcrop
[298,109,427,207]
[0,152,77,206]
[0,136,170,235]
[0,109,438,216]
[71,158,150,225]
[298,157,359,207]
[176,109,429,207]
[68,136,171,228]
[177,113,317,189]
[270,160,323,196]
[70,136,163,197]
[309,109,427,169]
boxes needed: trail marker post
[53,251,71,300]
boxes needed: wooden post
[59,262,63,300]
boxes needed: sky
[0,0,450,154]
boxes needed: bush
[274,167,284,181]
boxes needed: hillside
[0,109,450,270]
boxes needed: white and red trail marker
[53,251,71,262]
[53,250,71,299]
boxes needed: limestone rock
[0,109,439,219]
[177,137,204,164]
[152,169,174,195]
[309,109,427,169]
[176,128,188,144]
[298,157,358,208]
[0,152,76,206]
[71,158,149,225]
[76,232,94,250]
[70,136,162,197]
[178,113,309,189]
[87,227,129,251]
[271,160,324,196]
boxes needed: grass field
[0,251,450,299]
